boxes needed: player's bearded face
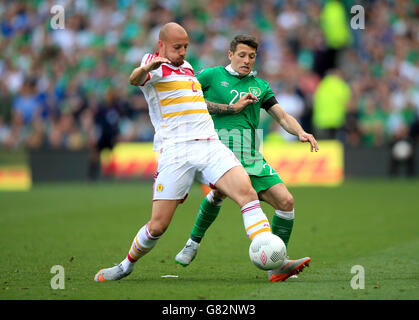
[229,44,257,77]
[161,36,189,67]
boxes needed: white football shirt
[138,53,218,151]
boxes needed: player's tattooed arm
[206,93,258,114]
[205,101,235,114]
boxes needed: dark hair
[230,34,259,53]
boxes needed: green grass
[0,179,418,300]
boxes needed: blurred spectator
[320,0,352,69]
[321,0,351,50]
[312,69,351,140]
[2,111,26,150]
[95,88,123,153]
[358,95,388,146]
[88,88,124,180]
[12,77,43,125]
[0,81,12,123]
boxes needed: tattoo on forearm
[206,101,235,114]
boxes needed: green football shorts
[247,159,283,194]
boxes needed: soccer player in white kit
[94,22,273,281]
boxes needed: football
[249,233,287,270]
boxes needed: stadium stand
[0,0,418,154]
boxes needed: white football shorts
[152,139,241,201]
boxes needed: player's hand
[129,56,172,86]
[298,131,319,152]
[146,56,172,71]
[231,93,259,113]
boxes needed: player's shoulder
[251,74,270,86]
[246,75,274,99]
[251,74,273,90]
[141,53,157,65]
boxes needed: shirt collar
[225,64,257,77]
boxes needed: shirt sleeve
[139,53,162,86]
[260,83,277,111]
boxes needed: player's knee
[239,185,258,204]
[248,187,258,200]
[279,193,294,211]
[148,221,168,237]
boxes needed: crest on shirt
[249,87,261,97]
[157,184,164,192]
[220,81,229,87]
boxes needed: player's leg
[190,189,226,243]
[176,169,271,266]
[148,199,180,236]
[176,140,271,267]
[175,189,226,266]
[122,199,179,269]
[258,182,295,248]
[198,140,271,240]
[94,200,179,282]
[258,182,311,282]
[175,140,235,266]
[214,165,272,240]
[95,144,193,281]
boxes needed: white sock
[275,209,295,220]
[120,256,134,273]
[241,200,271,240]
[122,223,161,272]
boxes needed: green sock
[271,210,294,249]
[190,196,222,243]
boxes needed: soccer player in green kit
[175,35,319,282]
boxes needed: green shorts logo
[249,87,261,97]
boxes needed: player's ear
[228,50,233,61]
[158,39,164,51]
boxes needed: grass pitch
[0,179,418,300]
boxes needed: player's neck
[225,64,256,78]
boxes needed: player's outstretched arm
[129,56,171,86]
[268,104,319,152]
[206,93,258,114]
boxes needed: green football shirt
[196,66,276,175]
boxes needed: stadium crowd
[0,0,418,155]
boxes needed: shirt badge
[249,87,261,97]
